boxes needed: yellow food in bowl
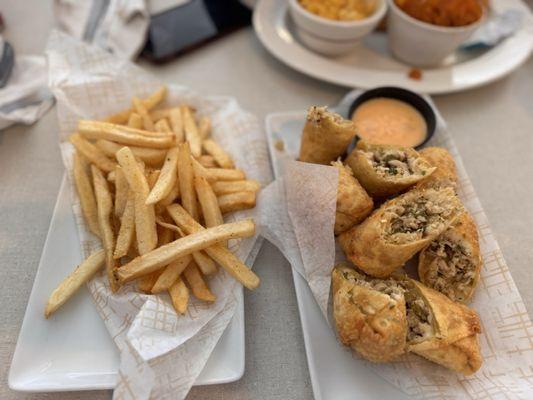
[298,0,377,21]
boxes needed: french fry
[107,170,116,182]
[154,118,171,133]
[132,97,155,131]
[104,86,167,124]
[178,143,199,220]
[157,226,215,276]
[95,139,167,167]
[156,218,185,236]
[137,222,173,292]
[211,180,260,196]
[192,251,217,276]
[116,147,158,255]
[146,147,179,205]
[168,277,189,314]
[142,86,168,111]
[207,168,246,181]
[198,155,217,168]
[146,169,161,189]
[116,219,255,283]
[191,157,214,182]
[218,191,256,214]
[114,167,129,217]
[184,262,216,302]
[181,106,202,157]
[45,250,105,318]
[152,254,192,293]
[195,176,224,228]
[202,139,234,169]
[150,108,170,121]
[73,152,100,237]
[158,223,175,246]
[127,113,143,129]
[167,204,260,289]
[198,116,211,139]
[138,270,161,293]
[105,109,133,126]
[78,120,173,149]
[113,191,135,259]
[70,133,116,172]
[169,107,184,143]
[92,165,119,292]
[157,181,180,208]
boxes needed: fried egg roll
[332,161,373,235]
[339,187,463,278]
[345,141,436,198]
[418,212,481,303]
[299,106,357,165]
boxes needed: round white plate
[253,0,533,94]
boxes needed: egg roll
[401,278,482,375]
[339,187,463,278]
[299,106,357,165]
[332,264,407,363]
[332,161,373,235]
[415,147,458,191]
[331,265,483,374]
[345,141,435,198]
[418,212,481,303]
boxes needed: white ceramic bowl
[289,0,388,56]
[388,0,483,67]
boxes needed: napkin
[54,0,150,59]
[0,53,54,131]
[45,30,272,399]
[258,91,533,399]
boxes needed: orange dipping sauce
[351,98,427,147]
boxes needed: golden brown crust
[345,141,436,198]
[332,267,483,374]
[332,161,374,235]
[299,106,357,165]
[332,266,407,363]
[408,280,481,352]
[418,212,482,303]
[414,334,483,375]
[339,187,463,278]
[416,147,458,191]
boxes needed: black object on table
[142,0,251,63]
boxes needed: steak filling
[424,236,476,302]
[363,148,426,177]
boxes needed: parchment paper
[45,31,272,400]
[260,91,533,399]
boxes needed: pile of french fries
[45,87,261,318]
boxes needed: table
[1,1,532,399]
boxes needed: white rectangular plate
[266,110,410,400]
[9,176,244,392]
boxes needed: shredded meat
[364,148,426,177]
[385,196,456,244]
[424,237,475,302]
[343,271,404,303]
[307,106,347,125]
[403,286,434,342]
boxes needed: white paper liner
[261,91,533,399]
[45,30,272,400]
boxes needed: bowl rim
[289,0,388,28]
[388,0,485,34]
[347,86,437,149]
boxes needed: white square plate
[265,111,410,400]
[9,176,245,392]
